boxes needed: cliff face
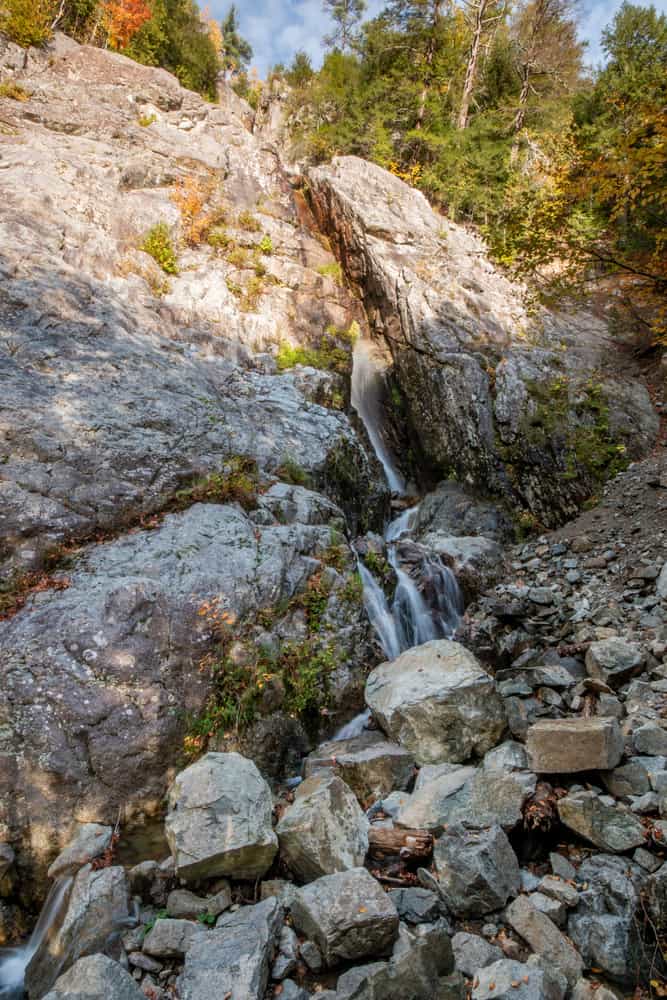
[0,34,659,903]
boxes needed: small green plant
[142,909,168,937]
[237,210,261,232]
[317,262,343,284]
[138,113,157,127]
[196,913,216,926]
[0,80,30,101]
[175,457,259,513]
[141,223,178,275]
[226,246,249,268]
[208,227,234,252]
[258,235,273,255]
[226,278,243,297]
[241,275,264,312]
[341,572,364,605]
[277,456,311,486]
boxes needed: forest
[2,0,665,340]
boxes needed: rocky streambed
[1,28,667,1000]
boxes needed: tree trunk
[367,827,434,861]
[416,0,443,130]
[457,0,489,130]
[510,68,531,163]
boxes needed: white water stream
[335,338,464,740]
[0,876,72,999]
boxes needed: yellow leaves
[170,175,226,248]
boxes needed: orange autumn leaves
[102,0,152,50]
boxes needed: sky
[216,0,667,77]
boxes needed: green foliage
[137,112,157,126]
[285,50,315,87]
[220,3,252,74]
[0,80,31,100]
[207,226,234,252]
[237,210,262,232]
[317,261,344,284]
[196,913,216,926]
[174,456,260,512]
[277,456,312,486]
[341,571,364,605]
[258,234,273,255]
[0,0,55,46]
[141,222,179,274]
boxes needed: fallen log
[368,827,433,862]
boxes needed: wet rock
[166,886,231,920]
[506,895,583,986]
[365,640,506,764]
[433,824,520,916]
[420,534,507,601]
[526,718,623,773]
[143,918,200,958]
[451,931,503,976]
[302,732,415,803]
[47,824,113,879]
[568,854,651,984]
[585,638,644,688]
[414,482,514,544]
[290,868,399,967]
[42,954,144,1000]
[180,897,283,1000]
[388,888,443,925]
[276,774,369,882]
[165,752,277,881]
[557,790,646,852]
[472,958,565,999]
[26,865,129,998]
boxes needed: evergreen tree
[323,0,367,51]
[220,3,253,75]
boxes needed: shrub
[258,234,273,255]
[175,457,259,513]
[170,175,226,248]
[0,0,55,47]
[237,210,261,233]
[277,456,311,487]
[0,80,31,101]
[207,227,234,252]
[226,246,248,268]
[137,112,157,127]
[317,262,343,284]
[141,223,178,274]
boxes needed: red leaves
[102,0,152,50]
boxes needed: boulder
[585,638,644,688]
[395,767,476,832]
[166,886,231,920]
[472,959,565,999]
[506,895,583,986]
[526,718,623,773]
[272,924,299,980]
[276,774,369,882]
[165,752,278,881]
[42,955,143,1000]
[290,868,399,967]
[557,790,646,853]
[179,897,283,1000]
[365,640,506,764]
[451,932,503,977]
[418,535,507,600]
[398,767,534,834]
[26,866,129,999]
[302,732,415,802]
[634,722,667,756]
[47,825,113,879]
[387,888,443,925]
[433,824,520,916]
[414,481,514,544]
[142,918,200,958]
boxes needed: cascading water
[0,875,72,999]
[351,339,406,495]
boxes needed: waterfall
[0,875,72,999]
[351,339,406,495]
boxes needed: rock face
[0,34,384,891]
[309,155,658,525]
[365,640,506,764]
[47,824,113,879]
[526,718,624,773]
[42,954,144,1000]
[165,753,278,880]
[26,865,129,998]
[290,868,399,967]
[276,774,369,881]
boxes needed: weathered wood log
[368,827,433,861]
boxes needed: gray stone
[414,762,469,791]
[472,958,565,999]
[538,876,578,908]
[585,638,644,688]
[657,562,667,599]
[47,825,113,880]
[506,895,583,986]
[529,891,566,927]
[165,752,278,881]
[634,846,662,872]
[166,886,231,920]
[276,774,369,882]
[303,732,415,803]
[299,939,323,972]
[601,761,650,798]
[127,952,162,973]
[451,931,502,976]
[395,767,476,832]
[180,897,283,1000]
[568,854,650,984]
[426,767,536,832]
[42,955,144,1000]
[549,853,577,881]
[434,825,520,916]
[365,640,506,765]
[387,888,442,925]
[142,918,200,958]
[645,862,667,935]
[558,790,647,852]
[526,718,623,773]
[278,980,310,1000]
[483,741,529,772]
[634,722,667,756]
[571,981,617,1000]
[272,924,299,980]
[290,868,399,967]
[26,866,129,999]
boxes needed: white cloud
[210,0,667,77]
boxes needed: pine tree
[220,3,252,75]
[323,0,367,51]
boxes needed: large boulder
[302,732,415,803]
[526,718,624,773]
[26,866,129,998]
[433,824,520,916]
[179,897,283,1000]
[472,959,565,1000]
[557,790,646,853]
[290,868,399,967]
[47,825,113,880]
[585,638,644,688]
[506,896,583,987]
[276,774,369,882]
[42,954,144,1000]
[165,752,278,880]
[309,155,658,526]
[365,640,506,764]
